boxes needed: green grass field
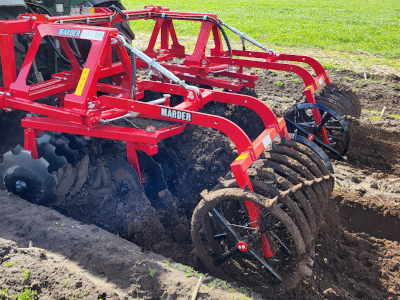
[123,0,400,69]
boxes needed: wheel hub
[15,180,27,193]
[237,241,248,252]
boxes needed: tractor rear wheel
[95,1,135,43]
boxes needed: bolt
[163,94,171,99]
[6,108,12,112]
[88,102,95,109]
[31,16,37,20]
[27,113,32,117]
[120,183,131,195]
[146,126,156,132]
[45,15,50,20]
[63,77,67,81]
[5,92,11,97]
[15,180,27,193]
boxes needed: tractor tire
[94,1,135,43]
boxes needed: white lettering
[58,28,82,38]
[160,108,192,122]
[161,108,168,117]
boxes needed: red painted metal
[262,234,274,258]
[0,12,287,194]
[237,241,248,252]
[0,7,334,256]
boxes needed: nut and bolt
[15,180,27,193]
[146,126,156,132]
[187,91,194,99]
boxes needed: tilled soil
[1,68,400,299]
[0,190,252,300]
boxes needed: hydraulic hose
[26,2,85,62]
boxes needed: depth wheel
[284,103,351,159]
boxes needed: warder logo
[160,108,192,122]
[58,28,82,38]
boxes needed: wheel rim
[284,103,351,159]
[193,190,307,291]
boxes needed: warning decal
[235,153,249,161]
[75,68,90,96]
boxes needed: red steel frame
[0,8,320,258]
[139,12,332,145]
[0,6,333,142]
[0,11,289,191]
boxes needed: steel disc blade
[0,150,57,205]
[52,136,80,164]
[37,143,67,173]
[106,155,144,194]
